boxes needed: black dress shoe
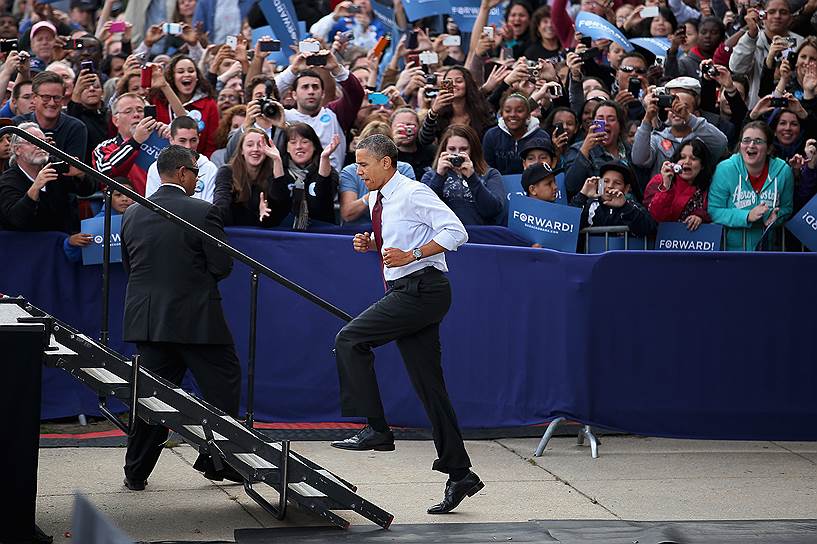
[123,477,147,491]
[330,426,395,451]
[427,471,484,514]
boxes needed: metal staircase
[3,297,393,530]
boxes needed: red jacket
[643,173,711,223]
[92,135,149,195]
[151,93,220,159]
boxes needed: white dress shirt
[369,170,468,282]
[144,153,218,203]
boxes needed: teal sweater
[708,154,794,251]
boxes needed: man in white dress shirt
[331,134,484,515]
[144,116,218,202]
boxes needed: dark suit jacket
[121,184,233,344]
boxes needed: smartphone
[406,29,418,50]
[405,52,420,67]
[627,76,641,97]
[299,40,320,54]
[109,21,126,33]
[306,53,328,66]
[259,39,281,52]
[501,45,514,60]
[419,51,439,65]
[80,59,95,73]
[144,104,157,118]
[226,35,238,50]
[580,35,592,48]
[442,35,461,47]
[554,122,566,137]
[162,22,183,35]
[368,92,389,105]
[641,5,660,17]
[347,4,361,13]
[0,38,18,53]
[373,35,390,57]
[593,119,606,133]
[440,78,453,93]
[597,177,605,196]
[787,50,798,67]
[482,26,494,40]
[338,30,354,43]
[49,159,69,175]
[140,64,153,88]
[770,96,788,107]
[63,38,85,50]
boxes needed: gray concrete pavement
[35,436,817,542]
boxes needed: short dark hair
[170,115,198,137]
[12,80,32,100]
[294,69,324,90]
[619,52,647,69]
[357,134,398,168]
[32,71,65,94]
[157,145,196,177]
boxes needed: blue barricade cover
[2,228,817,440]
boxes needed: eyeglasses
[181,165,200,176]
[619,65,647,75]
[740,137,767,146]
[35,94,62,103]
[116,107,145,116]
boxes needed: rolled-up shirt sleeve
[412,185,468,251]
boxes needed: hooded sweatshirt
[482,117,549,175]
[708,153,794,251]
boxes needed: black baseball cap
[598,161,635,188]
[521,163,563,192]
[519,137,555,160]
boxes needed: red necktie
[371,191,387,288]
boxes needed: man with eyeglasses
[120,144,242,491]
[12,71,87,168]
[93,92,170,196]
[613,54,650,121]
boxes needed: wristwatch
[412,248,423,261]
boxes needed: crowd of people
[0,0,815,252]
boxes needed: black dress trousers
[124,342,241,482]
[334,267,471,474]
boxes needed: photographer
[0,122,94,232]
[67,67,107,164]
[222,75,285,163]
[632,77,729,178]
[611,53,650,122]
[420,125,504,225]
[569,161,657,237]
[758,37,817,101]
[390,108,435,180]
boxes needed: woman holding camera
[643,139,713,230]
[482,91,549,175]
[758,36,817,99]
[420,125,504,225]
[419,67,495,147]
[708,121,794,250]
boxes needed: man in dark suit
[120,145,242,491]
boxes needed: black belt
[386,266,441,289]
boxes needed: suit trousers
[124,342,241,482]
[334,267,471,474]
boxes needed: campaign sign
[655,222,722,251]
[134,131,169,173]
[575,12,633,51]
[501,173,567,206]
[449,0,505,29]
[81,214,122,265]
[401,0,450,21]
[630,37,671,59]
[786,193,817,251]
[507,195,581,251]
[258,0,301,62]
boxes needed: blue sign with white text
[81,214,122,265]
[575,12,633,51]
[630,37,671,59]
[507,195,581,251]
[401,0,450,21]
[655,222,723,251]
[502,173,566,206]
[449,0,506,30]
[786,193,817,251]
[134,132,169,173]
[258,0,301,63]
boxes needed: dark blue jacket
[482,118,549,175]
[420,168,504,225]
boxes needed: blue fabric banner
[575,12,633,51]
[258,0,301,63]
[656,222,722,251]
[448,0,505,30]
[786,194,817,251]
[134,132,168,173]
[401,0,450,21]
[507,195,581,250]
[630,37,671,59]
[80,215,123,265]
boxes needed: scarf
[289,163,310,231]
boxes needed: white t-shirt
[144,153,218,203]
[284,107,346,171]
